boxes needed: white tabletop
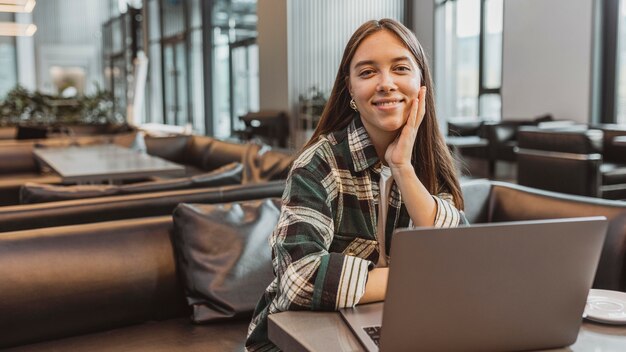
[445,136,488,148]
[33,144,185,183]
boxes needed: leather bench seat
[0,174,62,206]
[2,179,625,350]
[6,318,248,352]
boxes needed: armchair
[462,179,626,291]
[516,126,626,199]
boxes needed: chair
[448,114,563,178]
[516,126,626,199]
[594,124,626,199]
[238,110,289,148]
[461,179,626,291]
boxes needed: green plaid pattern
[246,116,466,351]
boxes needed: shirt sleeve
[432,192,469,227]
[271,166,373,312]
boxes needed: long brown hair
[302,18,464,209]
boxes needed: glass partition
[617,0,626,124]
[435,0,503,121]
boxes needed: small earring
[350,99,358,111]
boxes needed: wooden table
[269,310,626,352]
[33,144,185,183]
[613,136,626,147]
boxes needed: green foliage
[298,86,328,129]
[0,85,123,127]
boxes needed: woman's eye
[359,70,374,77]
[395,66,411,72]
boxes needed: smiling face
[348,29,422,142]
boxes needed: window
[0,13,17,99]
[128,0,257,137]
[617,0,626,123]
[210,0,259,139]
[435,0,503,121]
[102,8,141,123]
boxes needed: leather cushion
[172,199,280,323]
[20,183,120,204]
[241,145,294,184]
[600,163,626,185]
[19,163,243,204]
[145,136,191,164]
[184,136,215,169]
[202,139,254,171]
[121,162,243,193]
[0,143,38,174]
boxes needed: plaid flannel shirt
[246,116,467,351]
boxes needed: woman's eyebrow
[353,56,412,69]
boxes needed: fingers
[409,97,419,129]
[415,86,427,128]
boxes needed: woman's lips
[372,99,404,111]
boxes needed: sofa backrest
[144,135,192,165]
[459,179,492,224]
[595,124,626,164]
[0,126,16,140]
[0,142,38,175]
[203,138,255,171]
[460,179,626,291]
[516,127,604,197]
[144,135,295,178]
[517,127,603,154]
[0,181,286,233]
[488,181,626,291]
[0,216,188,349]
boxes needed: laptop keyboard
[363,325,382,346]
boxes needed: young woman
[246,18,467,351]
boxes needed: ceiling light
[0,0,36,13]
[0,21,36,36]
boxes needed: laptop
[340,217,608,352]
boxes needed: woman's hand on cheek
[384,86,427,171]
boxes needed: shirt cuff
[433,195,462,228]
[335,255,371,308]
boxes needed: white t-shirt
[376,165,393,267]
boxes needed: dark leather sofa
[0,181,286,233]
[0,134,294,206]
[0,133,139,206]
[2,179,626,350]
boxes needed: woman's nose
[376,73,397,93]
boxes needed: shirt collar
[346,115,381,172]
